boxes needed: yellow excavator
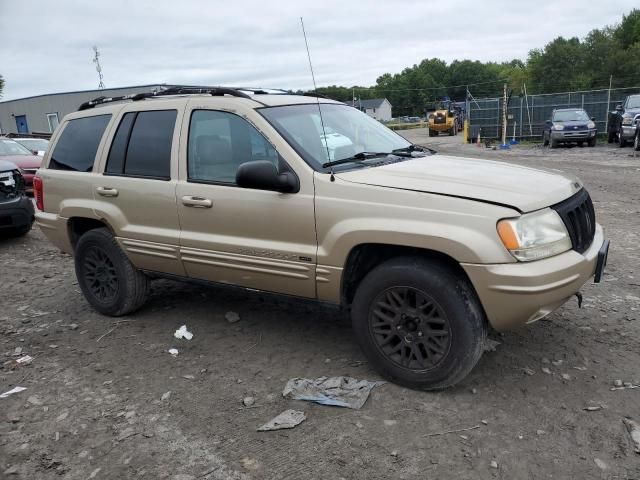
[427,100,458,137]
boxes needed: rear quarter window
[49,115,111,172]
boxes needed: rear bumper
[462,224,606,331]
[35,211,73,253]
[0,195,34,230]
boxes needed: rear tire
[351,257,487,390]
[619,132,628,147]
[75,228,149,316]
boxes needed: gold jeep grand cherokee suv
[34,86,609,390]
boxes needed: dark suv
[607,94,640,147]
[0,159,34,237]
[542,108,597,148]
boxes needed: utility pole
[500,83,509,148]
[93,46,105,90]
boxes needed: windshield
[0,139,32,156]
[626,95,640,109]
[552,110,590,122]
[260,104,412,170]
[16,139,49,151]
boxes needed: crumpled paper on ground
[257,409,306,431]
[283,376,385,410]
[174,325,193,340]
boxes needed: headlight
[587,121,596,129]
[552,124,564,130]
[622,116,633,125]
[497,209,572,262]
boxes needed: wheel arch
[340,243,477,307]
[67,217,115,250]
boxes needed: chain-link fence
[468,86,640,140]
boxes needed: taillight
[33,175,44,211]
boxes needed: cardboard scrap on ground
[257,409,306,432]
[283,376,385,410]
[623,418,640,454]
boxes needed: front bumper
[620,125,637,141]
[0,195,35,231]
[550,129,597,141]
[462,224,606,331]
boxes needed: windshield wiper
[322,151,412,169]
[393,144,437,155]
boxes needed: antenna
[300,17,333,179]
[92,46,105,90]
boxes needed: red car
[0,138,42,194]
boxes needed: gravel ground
[1,130,639,479]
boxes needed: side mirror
[236,160,299,193]
[616,104,623,111]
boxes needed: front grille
[551,188,596,254]
[434,114,445,124]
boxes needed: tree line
[316,9,640,116]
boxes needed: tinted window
[188,110,278,183]
[49,115,111,171]
[124,110,176,178]
[105,113,136,175]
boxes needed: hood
[335,155,582,212]
[0,159,18,172]
[624,107,640,117]
[556,120,590,129]
[0,154,42,169]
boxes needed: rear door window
[49,115,111,171]
[105,110,177,179]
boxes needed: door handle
[181,195,212,208]
[96,186,119,197]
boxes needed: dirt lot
[1,131,639,480]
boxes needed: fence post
[519,96,523,138]
[604,75,612,135]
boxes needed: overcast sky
[0,0,636,100]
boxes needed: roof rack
[78,86,254,111]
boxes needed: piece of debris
[536,429,546,435]
[161,391,171,401]
[282,376,385,410]
[243,397,255,407]
[16,355,33,365]
[390,450,398,457]
[613,379,623,387]
[257,409,306,431]
[68,323,79,331]
[182,375,195,380]
[541,367,552,375]
[561,373,571,381]
[0,386,27,399]
[481,420,488,425]
[622,418,640,454]
[594,458,607,470]
[225,311,241,323]
[424,425,480,437]
[483,339,501,352]
[173,325,193,340]
[583,405,603,412]
[552,359,564,366]
[13,347,22,356]
[168,348,179,356]
[490,460,498,469]
[522,367,535,376]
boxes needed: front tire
[619,132,628,148]
[550,137,559,149]
[351,257,487,390]
[75,228,149,316]
[634,129,640,151]
[588,137,597,147]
